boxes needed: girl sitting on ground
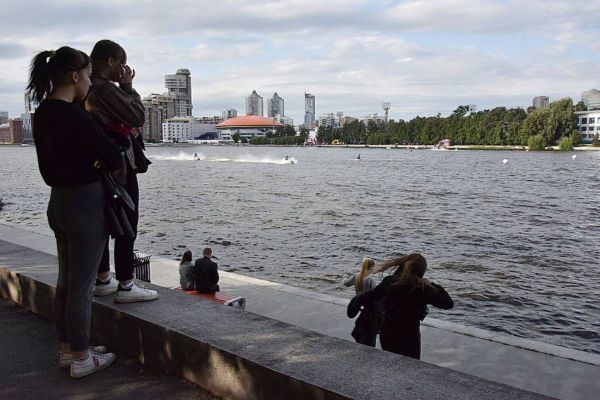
[179,250,195,291]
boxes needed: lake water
[1,145,599,354]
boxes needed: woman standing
[85,39,157,303]
[350,253,453,359]
[343,257,379,346]
[27,46,122,377]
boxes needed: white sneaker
[115,282,159,303]
[70,351,116,378]
[93,277,118,297]
[59,345,109,369]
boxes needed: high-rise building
[222,109,238,120]
[532,96,549,109]
[304,93,315,128]
[21,112,34,144]
[268,92,284,117]
[165,69,193,117]
[142,93,175,142]
[581,89,600,110]
[0,111,8,125]
[246,90,263,116]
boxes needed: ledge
[0,240,551,400]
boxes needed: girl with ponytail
[349,253,454,359]
[27,46,122,377]
[343,257,379,346]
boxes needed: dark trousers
[48,181,107,352]
[380,328,422,360]
[98,170,139,281]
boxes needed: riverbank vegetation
[316,98,580,148]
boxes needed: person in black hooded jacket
[352,253,453,360]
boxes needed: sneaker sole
[93,288,118,297]
[70,356,116,379]
[114,294,159,304]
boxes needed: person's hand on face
[119,64,135,85]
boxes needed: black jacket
[357,276,453,335]
[194,256,219,294]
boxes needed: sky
[1,0,599,124]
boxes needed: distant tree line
[315,98,580,149]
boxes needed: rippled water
[1,145,599,354]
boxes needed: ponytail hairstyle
[355,257,375,292]
[180,250,192,266]
[375,253,428,292]
[26,46,90,105]
[90,39,126,78]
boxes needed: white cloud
[0,0,598,121]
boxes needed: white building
[21,112,34,144]
[162,117,194,142]
[246,90,263,116]
[165,69,192,117]
[361,113,385,125]
[576,110,600,143]
[317,113,339,128]
[277,115,294,126]
[581,89,600,110]
[268,92,284,117]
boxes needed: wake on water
[150,151,298,165]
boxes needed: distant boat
[21,143,31,147]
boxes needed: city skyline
[1,1,599,124]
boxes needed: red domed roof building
[216,115,283,142]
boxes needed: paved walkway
[1,222,599,400]
[0,298,217,400]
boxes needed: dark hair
[180,250,192,265]
[203,247,212,257]
[375,253,428,291]
[26,46,90,104]
[90,39,126,77]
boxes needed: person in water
[349,253,453,359]
[357,153,361,159]
[194,153,199,160]
[285,155,289,160]
[343,257,379,346]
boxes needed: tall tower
[268,92,284,117]
[165,69,192,117]
[304,93,315,127]
[382,102,391,123]
[246,90,263,116]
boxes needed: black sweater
[33,99,122,187]
[194,256,219,293]
[359,276,454,333]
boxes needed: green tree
[592,133,599,147]
[528,134,546,150]
[232,133,240,143]
[575,101,587,111]
[299,127,309,141]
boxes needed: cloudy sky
[1,0,599,123]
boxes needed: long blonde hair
[375,253,428,292]
[355,257,375,292]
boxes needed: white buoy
[572,154,577,159]
[502,159,508,164]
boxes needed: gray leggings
[47,181,107,352]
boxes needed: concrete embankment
[0,225,559,400]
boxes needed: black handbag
[99,167,136,239]
[132,134,151,174]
